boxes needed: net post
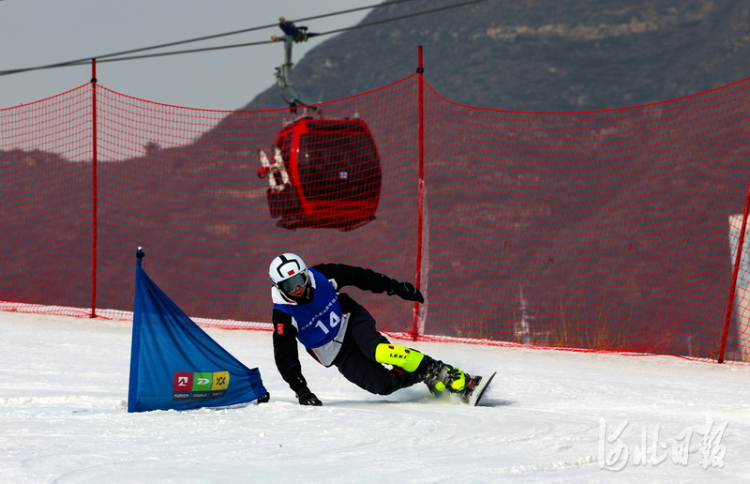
[412,46,425,341]
[718,178,750,363]
[89,59,99,318]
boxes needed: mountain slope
[245,0,750,112]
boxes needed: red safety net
[2,74,750,362]
[1,86,93,312]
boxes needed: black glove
[290,376,322,406]
[388,279,424,303]
[296,389,322,406]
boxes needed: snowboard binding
[417,357,495,406]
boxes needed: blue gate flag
[128,248,267,413]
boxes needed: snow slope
[1,310,749,483]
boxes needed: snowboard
[460,372,496,406]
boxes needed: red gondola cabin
[259,117,382,230]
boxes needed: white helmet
[269,253,310,293]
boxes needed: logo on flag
[172,372,194,400]
[172,371,230,401]
[211,371,230,399]
[191,372,213,400]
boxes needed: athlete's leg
[374,343,468,395]
[335,347,394,395]
[339,305,467,395]
[345,305,389,361]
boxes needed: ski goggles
[277,270,309,293]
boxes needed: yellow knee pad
[375,344,424,372]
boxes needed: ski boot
[416,356,468,396]
[424,362,491,405]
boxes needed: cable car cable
[0,0,486,76]
[0,0,422,77]
[87,0,489,65]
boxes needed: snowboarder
[268,253,476,406]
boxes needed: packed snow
[1,309,749,483]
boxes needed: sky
[2,306,749,483]
[0,0,378,110]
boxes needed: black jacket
[272,263,393,392]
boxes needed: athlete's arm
[313,263,423,303]
[312,263,391,293]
